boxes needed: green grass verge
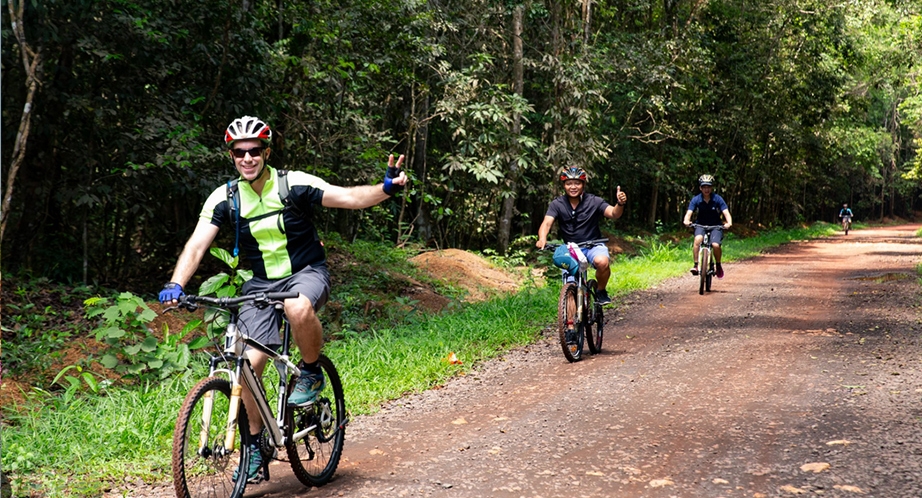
[0,221,855,496]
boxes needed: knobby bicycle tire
[285,354,346,486]
[698,247,709,295]
[557,283,584,362]
[173,376,251,498]
[585,279,603,354]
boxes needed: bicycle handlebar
[542,238,609,250]
[689,223,724,231]
[166,291,300,312]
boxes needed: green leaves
[83,291,208,382]
[198,247,252,299]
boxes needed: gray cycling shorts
[238,264,330,350]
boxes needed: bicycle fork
[192,383,242,458]
[224,384,245,452]
[576,286,585,327]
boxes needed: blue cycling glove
[159,282,184,303]
[382,166,404,196]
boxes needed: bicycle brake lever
[163,300,198,313]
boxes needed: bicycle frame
[173,293,303,455]
[559,266,589,322]
[172,291,347,497]
[202,304,310,454]
[691,224,723,295]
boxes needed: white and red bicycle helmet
[224,116,272,147]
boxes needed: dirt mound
[409,249,525,302]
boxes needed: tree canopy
[2,0,920,287]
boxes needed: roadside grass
[606,222,841,296]
[326,288,553,413]
[0,221,850,496]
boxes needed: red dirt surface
[106,224,922,498]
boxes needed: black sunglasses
[231,146,265,159]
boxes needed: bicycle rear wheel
[173,377,250,498]
[557,283,584,362]
[698,247,708,295]
[585,280,603,354]
[286,354,346,486]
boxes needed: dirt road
[151,225,922,498]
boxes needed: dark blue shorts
[694,226,724,245]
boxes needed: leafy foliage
[2,0,920,287]
[84,293,207,381]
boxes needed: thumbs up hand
[616,186,627,206]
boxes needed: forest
[2,0,920,288]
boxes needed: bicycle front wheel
[585,280,603,354]
[173,377,250,498]
[557,283,584,362]
[286,354,346,486]
[698,248,708,295]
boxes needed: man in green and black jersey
[159,116,407,482]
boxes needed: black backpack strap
[275,170,307,235]
[226,179,241,257]
[277,170,304,216]
[278,169,291,205]
[278,169,320,241]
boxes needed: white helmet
[224,116,271,147]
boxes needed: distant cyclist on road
[535,167,628,305]
[839,203,853,224]
[683,174,732,278]
[158,115,407,482]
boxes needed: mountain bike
[543,239,608,362]
[691,224,723,295]
[841,216,852,235]
[165,292,346,498]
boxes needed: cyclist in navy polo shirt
[683,174,733,278]
[536,167,628,305]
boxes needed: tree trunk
[647,175,659,229]
[2,0,42,245]
[413,90,433,244]
[498,5,525,255]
